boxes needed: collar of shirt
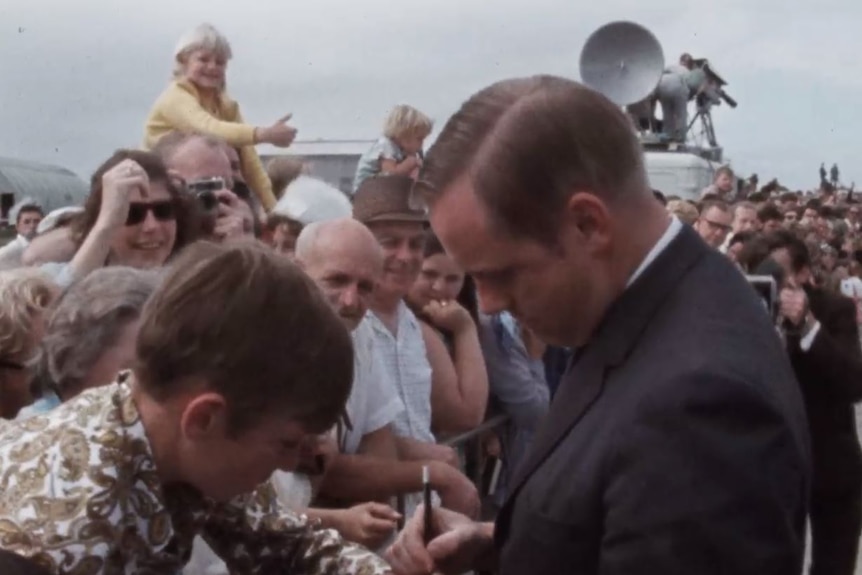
[626,215,684,289]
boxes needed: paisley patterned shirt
[0,382,391,575]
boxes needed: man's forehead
[311,235,382,270]
[705,206,731,219]
[368,220,424,239]
[314,254,380,281]
[171,142,231,179]
[429,178,516,274]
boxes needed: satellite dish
[579,21,665,107]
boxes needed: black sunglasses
[126,201,176,226]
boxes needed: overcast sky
[0,0,857,190]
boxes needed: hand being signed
[385,505,493,575]
[335,502,401,550]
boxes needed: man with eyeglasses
[152,132,256,242]
[694,200,733,249]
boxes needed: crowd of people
[0,22,548,575]
[0,20,859,575]
[666,167,862,574]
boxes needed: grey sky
[0,0,857,190]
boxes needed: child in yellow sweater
[143,23,296,211]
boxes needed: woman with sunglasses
[40,150,195,288]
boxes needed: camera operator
[764,230,862,575]
[654,53,706,142]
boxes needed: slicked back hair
[414,75,649,243]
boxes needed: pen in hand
[423,465,433,543]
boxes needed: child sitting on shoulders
[352,105,432,194]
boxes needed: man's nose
[340,285,359,307]
[394,241,414,261]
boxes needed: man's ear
[179,392,230,443]
[563,192,613,250]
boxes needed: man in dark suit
[385,76,811,575]
[766,230,862,575]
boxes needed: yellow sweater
[143,80,276,210]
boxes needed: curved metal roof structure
[0,157,89,219]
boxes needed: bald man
[297,219,386,332]
[295,219,480,526]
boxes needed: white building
[263,139,374,196]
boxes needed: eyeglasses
[126,201,176,226]
[703,219,732,232]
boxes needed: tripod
[687,106,718,148]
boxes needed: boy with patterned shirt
[0,239,390,575]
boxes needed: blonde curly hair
[383,105,433,142]
[0,269,57,364]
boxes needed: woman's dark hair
[72,149,200,255]
[420,231,479,323]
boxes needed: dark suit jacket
[788,287,862,493]
[494,225,811,575]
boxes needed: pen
[423,465,432,542]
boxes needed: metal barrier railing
[441,414,510,448]
[442,414,510,487]
[395,414,511,527]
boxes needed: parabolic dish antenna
[579,21,665,107]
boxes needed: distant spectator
[694,200,733,248]
[0,199,43,270]
[666,199,699,225]
[18,207,84,268]
[353,105,433,194]
[700,165,735,199]
[758,204,784,233]
[263,213,304,255]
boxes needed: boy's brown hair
[135,239,354,435]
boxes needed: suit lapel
[495,225,709,545]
